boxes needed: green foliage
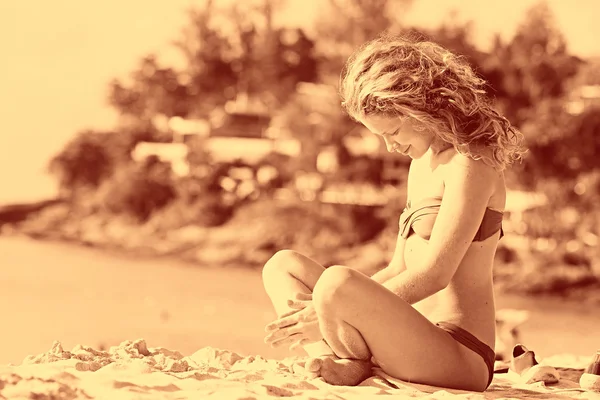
[276,85,356,173]
[481,2,581,125]
[48,130,118,194]
[97,159,177,223]
[521,104,600,184]
[150,192,234,230]
[313,0,413,80]
[496,243,599,296]
[569,57,600,87]
[224,198,386,260]
[47,123,167,197]
[421,20,488,82]
[171,2,240,113]
[274,29,318,88]
[107,0,320,122]
[108,56,192,119]
[191,195,235,227]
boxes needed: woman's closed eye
[382,128,400,139]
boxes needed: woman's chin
[405,148,420,159]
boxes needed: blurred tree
[522,104,600,182]
[422,17,489,82]
[47,120,169,198]
[171,0,238,115]
[271,28,319,102]
[98,159,177,222]
[108,55,191,120]
[109,0,318,120]
[224,1,265,98]
[481,1,581,125]
[314,0,413,82]
[222,0,318,107]
[48,130,121,196]
[276,84,356,173]
[567,57,600,88]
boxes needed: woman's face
[357,114,437,159]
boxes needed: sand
[1,339,598,400]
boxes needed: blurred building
[131,142,190,177]
[132,94,300,176]
[565,84,600,115]
[133,83,412,205]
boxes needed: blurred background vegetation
[3,0,600,303]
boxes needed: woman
[261,33,526,392]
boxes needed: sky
[1,0,598,203]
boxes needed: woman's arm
[372,162,415,285]
[382,155,499,304]
[370,233,407,284]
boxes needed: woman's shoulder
[443,150,501,177]
[440,151,504,198]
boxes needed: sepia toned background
[1,0,599,367]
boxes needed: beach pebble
[75,361,102,372]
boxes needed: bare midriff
[406,233,498,351]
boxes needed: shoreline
[2,197,600,305]
[2,230,600,306]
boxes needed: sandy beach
[1,236,599,398]
[1,339,598,399]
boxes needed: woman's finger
[271,332,303,348]
[279,308,300,318]
[264,322,303,344]
[265,314,297,332]
[268,330,300,347]
[295,292,313,301]
[287,292,312,309]
[287,299,307,309]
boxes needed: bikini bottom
[436,321,496,389]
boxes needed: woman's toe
[306,357,324,372]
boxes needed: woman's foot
[294,355,373,386]
[579,350,600,392]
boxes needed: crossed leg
[262,249,333,358]
[262,250,489,392]
[262,250,373,384]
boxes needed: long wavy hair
[340,33,526,170]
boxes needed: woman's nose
[384,137,398,153]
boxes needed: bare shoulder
[441,152,502,199]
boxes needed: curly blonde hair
[340,33,526,170]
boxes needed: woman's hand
[264,293,323,351]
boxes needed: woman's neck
[429,137,453,155]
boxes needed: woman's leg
[262,249,333,357]
[312,265,491,392]
[262,250,376,385]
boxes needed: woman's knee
[262,249,303,286]
[313,265,356,308]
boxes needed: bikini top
[399,196,504,242]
